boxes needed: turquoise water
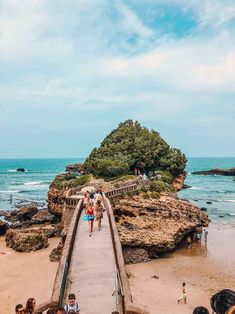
[0,157,235,223]
[0,158,82,210]
[179,157,235,223]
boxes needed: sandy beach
[126,223,235,314]
[0,236,59,314]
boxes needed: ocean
[179,157,235,223]
[0,157,235,223]
[0,158,81,210]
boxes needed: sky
[0,0,235,158]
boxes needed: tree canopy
[84,120,187,178]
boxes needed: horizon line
[1,156,235,160]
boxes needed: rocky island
[48,120,208,264]
[0,120,209,265]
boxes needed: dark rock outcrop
[113,194,209,264]
[17,205,38,221]
[6,229,48,252]
[49,240,64,262]
[31,209,56,224]
[192,167,235,176]
[65,163,83,173]
[0,220,8,235]
[48,188,66,217]
[16,168,25,172]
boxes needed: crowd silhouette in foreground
[14,286,235,313]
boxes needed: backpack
[65,302,80,313]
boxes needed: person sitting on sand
[25,298,36,314]
[178,282,187,304]
[193,306,209,314]
[64,293,80,313]
[15,304,25,314]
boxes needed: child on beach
[177,282,187,304]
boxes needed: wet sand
[0,236,59,314]
[126,223,235,314]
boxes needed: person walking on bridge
[95,199,103,231]
[85,203,95,236]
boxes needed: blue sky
[0,0,235,158]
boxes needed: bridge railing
[105,183,139,198]
[104,196,149,314]
[33,199,83,313]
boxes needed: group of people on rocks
[178,283,235,314]
[83,189,104,237]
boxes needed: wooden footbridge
[34,185,148,314]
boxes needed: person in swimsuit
[178,282,187,304]
[94,199,103,231]
[86,203,95,236]
[83,191,90,209]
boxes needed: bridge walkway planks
[64,208,118,314]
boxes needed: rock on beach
[5,229,49,252]
[113,194,209,264]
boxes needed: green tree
[84,120,187,177]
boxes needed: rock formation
[65,163,83,173]
[172,173,186,191]
[16,168,25,172]
[192,167,235,176]
[0,220,8,235]
[17,205,38,221]
[113,194,209,264]
[49,240,64,262]
[48,188,66,217]
[6,229,49,252]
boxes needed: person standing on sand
[187,236,192,248]
[95,199,103,231]
[204,229,208,243]
[178,282,187,304]
[86,203,95,236]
